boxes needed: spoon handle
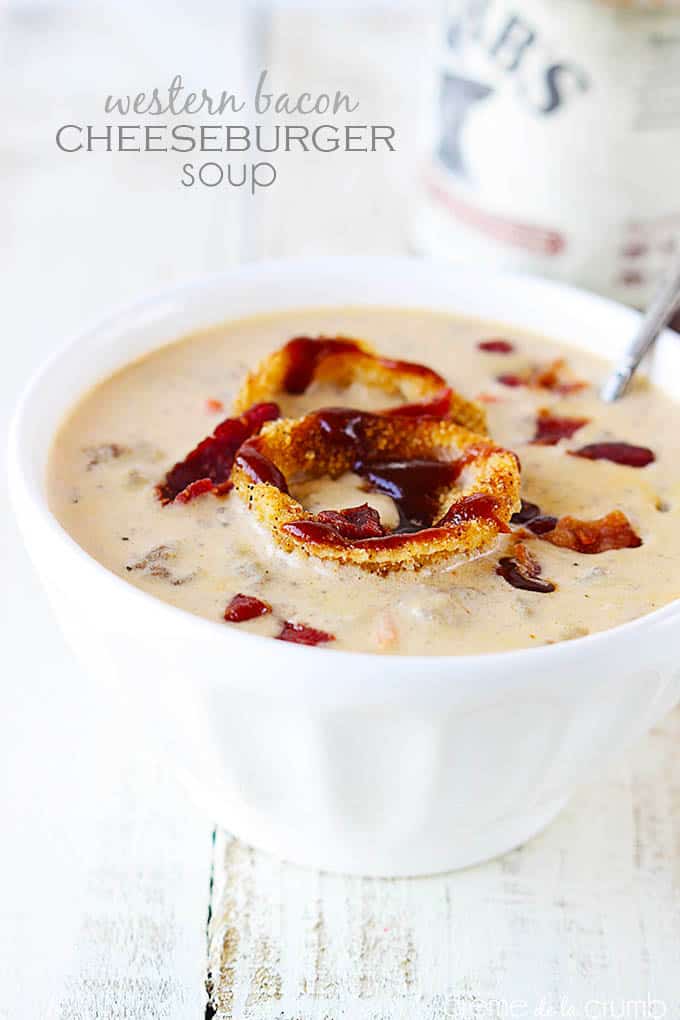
[600,255,680,402]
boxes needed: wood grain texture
[207,711,680,1019]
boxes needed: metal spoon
[600,255,680,402]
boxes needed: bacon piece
[497,374,524,388]
[478,339,515,354]
[533,360,586,395]
[514,542,542,577]
[174,477,215,504]
[374,611,399,650]
[157,401,280,504]
[239,401,281,433]
[277,621,335,646]
[544,511,642,554]
[315,504,386,540]
[569,442,655,468]
[498,359,586,395]
[284,506,386,547]
[532,409,589,446]
[497,542,555,593]
[437,492,507,530]
[235,441,289,492]
[224,594,271,623]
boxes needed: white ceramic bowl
[9,257,680,876]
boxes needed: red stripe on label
[428,174,566,257]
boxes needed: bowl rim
[8,253,680,677]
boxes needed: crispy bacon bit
[569,442,655,468]
[497,374,524,388]
[437,492,506,530]
[224,593,271,623]
[174,477,215,504]
[544,511,642,554]
[533,360,586,395]
[239,401,281,433]
[277,621,335,646]
[374,611,399,650]
[315,504,386,540]
[497,543,556,593]
[235,441,290,492]
[514,542,541,576]
[206,398,224,413]
[532,409,589,446]
[284,506,386,547]
[498,359,586,395]
[478,339,515,354]
[157,401,280,504]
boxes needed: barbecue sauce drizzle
[280,336,446,395]
[236,407,506,549]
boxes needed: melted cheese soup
[48,308,680,655]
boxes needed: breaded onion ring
[233,336,487,435]
[231,408,520,573]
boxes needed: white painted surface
[2,4,679,1018]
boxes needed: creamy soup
[48,308,680,655]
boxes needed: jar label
[420,0,680,305]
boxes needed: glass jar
[415,0,680,306]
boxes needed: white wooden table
[2,4,680,1017]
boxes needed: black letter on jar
[489,17,536,73]
[534,63,589,115]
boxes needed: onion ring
[231,408,520,573]
[233,335,487,435]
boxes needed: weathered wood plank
[207,711,680,1019]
